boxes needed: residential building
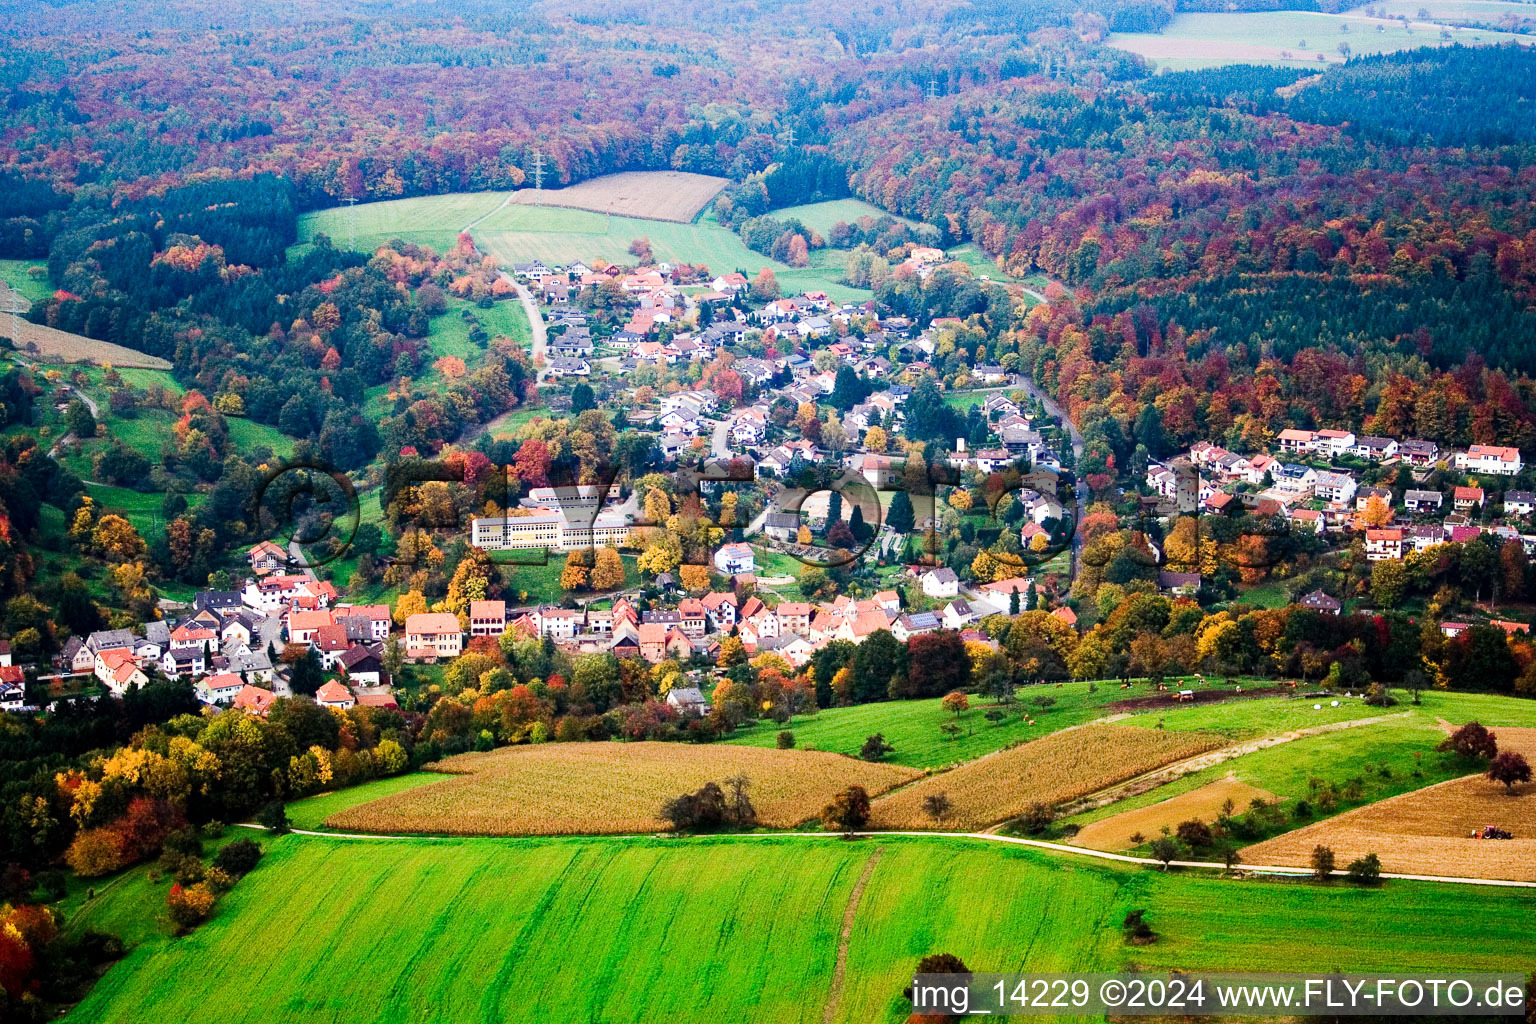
[921,567,959,599]
[469,600,507,637]
[315,680,357,710]
[1456,444,1523,476]
[1365,528,1404,561]
[1404,489,1443,513]
[1454,486,1484,511]
[1505,491,1536,516]
[1298,589,1342,615]
[714,542,755,576]
[404,613,463,661]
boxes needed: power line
[783,123,796,150]
[926,77,940,101]
[343,197,358,252]
[531,148,545,191]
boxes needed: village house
[1398,439,1440,466]
[921,567,960,599]
[1298,589,1343,615]
[1404,489,1444,513]
[405,612,463,661]
[469,600,507,637]
[1365,528,1405,561]
[1354,436,1398,461]
[1312,471,1357,505]
[1454,486,1485,511]
[1277,428,1317,454]
[714,542,756,576]
[315,680,357,710]
[1456,444,1523,476]
[1504,490,1536,517]
[339,645,386,687]
[94,648,148,695]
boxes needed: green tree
[887,489,915,534]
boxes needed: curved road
[1016,375,1088,576]
[236,822,1536,888]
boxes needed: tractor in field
[1474,825,1515,840]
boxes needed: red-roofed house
[315,680,356,710]
[1365,528,1404,561]
[94,648,147,695]
[469,600,507,637]
[405,613,463,661]
[233,684,277,716]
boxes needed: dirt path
[822,846,883,1024]
[1052,712,1415,819]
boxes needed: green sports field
[66,834,1536,1024]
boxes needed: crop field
[4,316,171,369]
[1241,773,1536,880]
[67,834,1536,1024]
[1110,11,1532,70]
[867,725,1224,830]
[326,742,923,835]
[1070,777,1276,851]
[297,191,511,254]
[508,171,728,222]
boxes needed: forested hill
[1142,44,1536,146]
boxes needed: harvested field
[325,741,922,835]
[1070,777,1276,851]
[867,725,1224,831]
[508,171,728,222]
[6,315,171,369]
[1241,773,1536,881]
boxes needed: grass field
[1112,10,1532,69]
[285,772,449,830]
[726,683,1143,768]
[66,833,1536,1024]
[1376,0,1536,20]
[326,742,923,835]
[765,199,930,237]
[869,725,1224,830]
[297,191,511,254]
[0,257,53,305]
[726,683,1410,769]
[300,192,871,301]
[473,205,879,297]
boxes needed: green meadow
[67,834,1536,1024]
[765,198,930,237]
[297,191,512,254]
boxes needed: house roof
[316,681,353,703]
[469,600,505,619]
[405,612,461,634]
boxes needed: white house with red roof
[1456,444,1523,476]
[315,680,356,710]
